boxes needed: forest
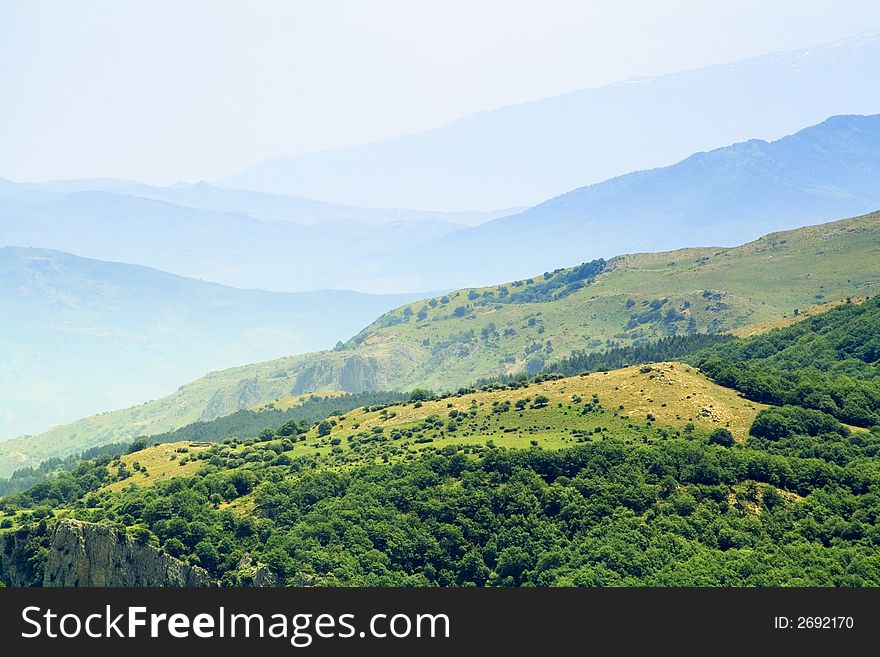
[2,296,879,587]
[694,297,880,426]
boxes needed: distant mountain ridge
[5,112,880,294]
[0,178,511,227]
[0,246,425,441]
[223,30,880,210]
[358,113,880,290]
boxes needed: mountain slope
[691,296,880,427]
[223,30,880,210]
[0,247,423,442]
[356,114,880,290]
[2,212,877,476]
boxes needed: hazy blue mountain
[115,181,513,227]
[358,114,880,290]
[0,190,469,292]
[0,247,426,440]
[223,30,880,211]
[0,179,509,227]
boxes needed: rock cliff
[1,519,212,587]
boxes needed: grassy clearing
[97,365,766,519]
[342,362,759,440]
[101,442,211,493]
[268,363,764,469]
[252,390,347,412]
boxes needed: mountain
[0,178,511,227]
[223,30,880,211]
[356,114,880,290]
[2,211,876,476]
[0,189,472,292]
[0,247,424,443]
[114,181,513,227]
[9,112,879,295]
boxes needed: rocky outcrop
[290,359,337,395]
[290,354,386,395]
[1,519,212,587]
[201,377,264,421]
[338,355,385,392]
[44,520,213,587]
[234,553,280,587]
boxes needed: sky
[1,0,880,185]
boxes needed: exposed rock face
[1,520,212,587]
[44,520,213,587]
[291,354,386,395]
[290,359,336,395]
[201,377,264,421]
[338,355,385,392]
[234,553,280,587]
[251,566,280,587]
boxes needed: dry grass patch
[326,363,764,443]
[101,442,210,493]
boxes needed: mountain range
[360,113,880,290]
[223,30,880,211]
[0,178,510,227]
[4,114,880,294]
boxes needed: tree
[127,438,149,454]
[525,356,545,375]
[495,546,531,584]
[409,389,432,402]
[194,540,220,572]
[163,537,187,558]
[708,428,734,447]
[317,420,333,437]
[131,527,153,545]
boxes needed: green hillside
[3,352,878,586]
[692,295,880,426]
[2,212,878,477]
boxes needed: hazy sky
[2,0,880,185]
